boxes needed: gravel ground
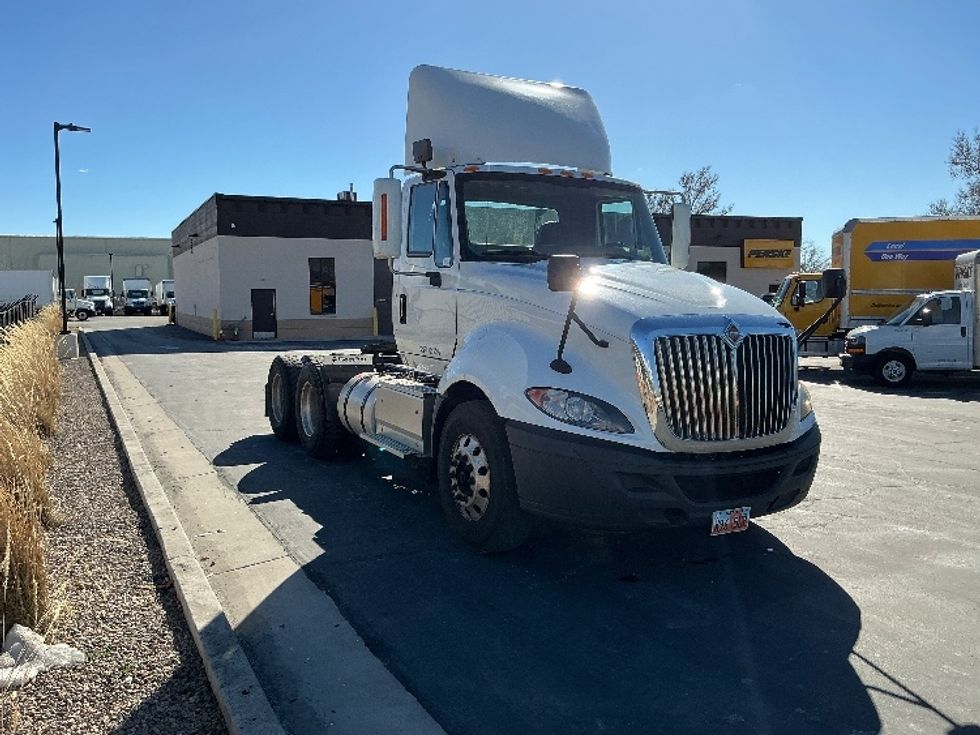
[0,356,226,734]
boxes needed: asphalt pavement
[82,317,980,735]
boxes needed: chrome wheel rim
[882,359,906,383]
[300,382,318,438]
[271,372,284,423]
[449,433,491,521]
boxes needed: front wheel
[873,353,914,387]
[75,309,89,321]
[437,401,530,553]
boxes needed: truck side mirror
[372,178,402,259]
[548,254,581,292]
[670,201,691,270]
[821,268,847,299]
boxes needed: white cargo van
[842,250,980,385]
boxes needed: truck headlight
[525,388,634,434]
[845,335,865,355]
[799,383,813,419]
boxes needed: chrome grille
[653,334,796,442]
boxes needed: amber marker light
[380,194,388,240]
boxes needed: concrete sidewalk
[83,331,444,735]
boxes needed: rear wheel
[437,401,530,553]
[294,361,350,459]
[267,355,303,441]
[873,353,914,387]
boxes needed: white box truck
[82,275,114,315]
[263,66,826,552]
[122,277,152,315]
[152,279,175,315]
[0,270,56,306]
[843,249,980,385]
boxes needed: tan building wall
[689,244,800,296]
[0,235,172,296]
[174,235,375,341]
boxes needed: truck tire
[437,401,531,553]
[873,353,914,387]
[75,309,89,321]
[267,355,303,441]
[294,361,349,459]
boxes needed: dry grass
[0,488,47,633]
[0,305,61,636]
[0,307,61,436]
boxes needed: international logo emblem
[723,320,744,348]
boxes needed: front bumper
[841,353,874,372]
[506,422,821,531]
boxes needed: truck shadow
[800,366,980,403]
[213,434,882,735]
[82,321,379,356]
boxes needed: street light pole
[53,121,91,335]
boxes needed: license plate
[710,507,751,536]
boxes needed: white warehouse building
[172,193,387,341]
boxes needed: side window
[434,182,453,267]
[908,298,939,326]
[939,296,961,325]
[408,183,436,257]
[802,280,823,304]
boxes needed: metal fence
[0,295,39,331]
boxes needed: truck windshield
[885,297,925,326]
[127,290,148,299]
[457,173,666,264]
[87,289,108,297]
[770,278,792,309]
[165,291,175,299]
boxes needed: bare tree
[648,166,733,215]
[929,129,980,216]
[799,239,830,272]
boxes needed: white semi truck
[264,66,826,551]
[122,277,152,315]
[82,275,114,315]
[843,249,980,385]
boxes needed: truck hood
[465,260,785,340]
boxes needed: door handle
[399,294,407,324]
[962,326,967,338]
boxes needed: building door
[251,289,277,340]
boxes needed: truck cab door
[787,277,836,336]
[907,295,971,369]
[392,180,458,373]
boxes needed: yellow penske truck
[771,217,980,356]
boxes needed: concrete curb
[80,331,286,735]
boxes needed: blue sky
[2,0,978,255]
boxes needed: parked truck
[122,277,152,315]
[153,279,175,315]
[842,250,980,386]
[0,270,55,306]
[82,275,114,316]
[63,288,96,321]
[771,217,980,355]
[263,65,826,552]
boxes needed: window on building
[309,257,336,315]
[696,261,728,283]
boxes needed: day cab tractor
[265,65,824,552]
